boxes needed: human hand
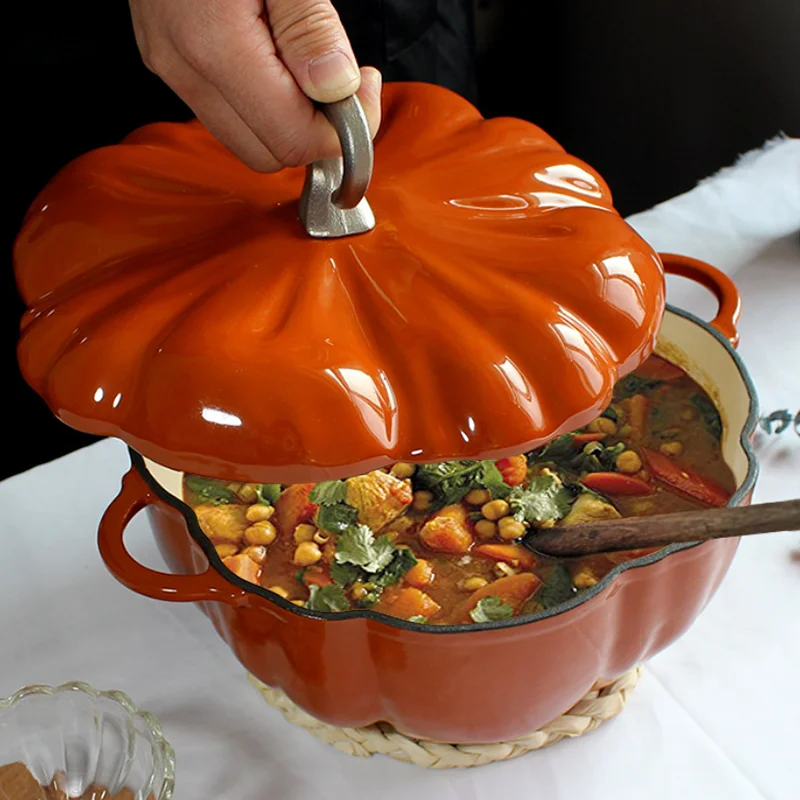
[129,0,382,171]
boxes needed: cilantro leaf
[316,502,359,535]
[508,475,573,525]
[185,476,236,505]
[309,480,349,505]
[335,526,396,574]
[536,564,576,609]
[255,484,282,505]
[373,547,417,587]
[469,596,514,623]
[330,560,361,587]
[414,459,511,508]
[478,461,512,499]
[526,434,575,464]
[408,615,427,624]
[307,584,350,612]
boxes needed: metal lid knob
[298,95,376,238]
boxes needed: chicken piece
[419,504,474,554]
[345,470,413,531]
[561,492,621,526]
[223,553,262,585]
[194,503,249,544]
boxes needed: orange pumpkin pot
[96,263,757,742]
[14,79,758,742]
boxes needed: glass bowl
[0,682,174,800]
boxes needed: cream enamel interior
[142,309,755,500]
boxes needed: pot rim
[133,303,759,634]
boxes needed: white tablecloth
[2,145,799,799]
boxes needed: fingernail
[308,50,360,97]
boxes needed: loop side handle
[98,468,247,606]
[660,253,742,348]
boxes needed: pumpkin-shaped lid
[15,83,664,484]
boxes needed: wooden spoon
[527,498,800,558]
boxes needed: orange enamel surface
[144,499,741,742]
[15,83,665,484]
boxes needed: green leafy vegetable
[526,434,575,464]
[469,596,514,623]
[575,441,626,473]
[691,394,723,439]
[335,526,396,574]
[306,584,351,613]
[408,615,428,624]
[373,547,418,587]
[600,406,618,422]
[613,374,662,400]
[309,480,349,505]
[255,484,282,505]
[316,502,359,535]
[295,567,308,584]
[414,460,511,509]
[536,564,577,609]
[508,475,573,525]
[330,561,361,587]
[184,476,236,505]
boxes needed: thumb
[267,0,361,103]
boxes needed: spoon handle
[528,498,800,558]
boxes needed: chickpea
[214,543,239,559]
[497,516,526,541]
[660,441,684,457]
[474,519,498,540]
[291,599,306,607]
[390,462,416,479]
[412,490,434,511]
[588,417,617,436]
[465,488,491,506]
[618,424,633,438]
[493,561,519,578]
[245,503,275,523]
[461,576,489,591]
[245,520,277,547]
[293,523,316,544]
[237,483,259,503]
[572,565,599,589]
[313,530,331,545]
[243,545,268,564]
[293,541,323,567]
[267,585,290,599]
[615,450,643,474]
[481,499,510,521]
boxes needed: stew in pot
[183,356,735,625]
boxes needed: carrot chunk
[419,504,473,554]
[376,586,441,620]
[642,448,730,507]
[404,558,434,588]
[626,394,650,442]
[635,356,685,382]
[580,472,654,496]
[495,455,528,486]
[274,484,317,537]
[222,554,262,585]
[452,573,541,624]
[473,543,536,570]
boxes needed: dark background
[5,0,799,480]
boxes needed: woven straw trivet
[248,665,642,768]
